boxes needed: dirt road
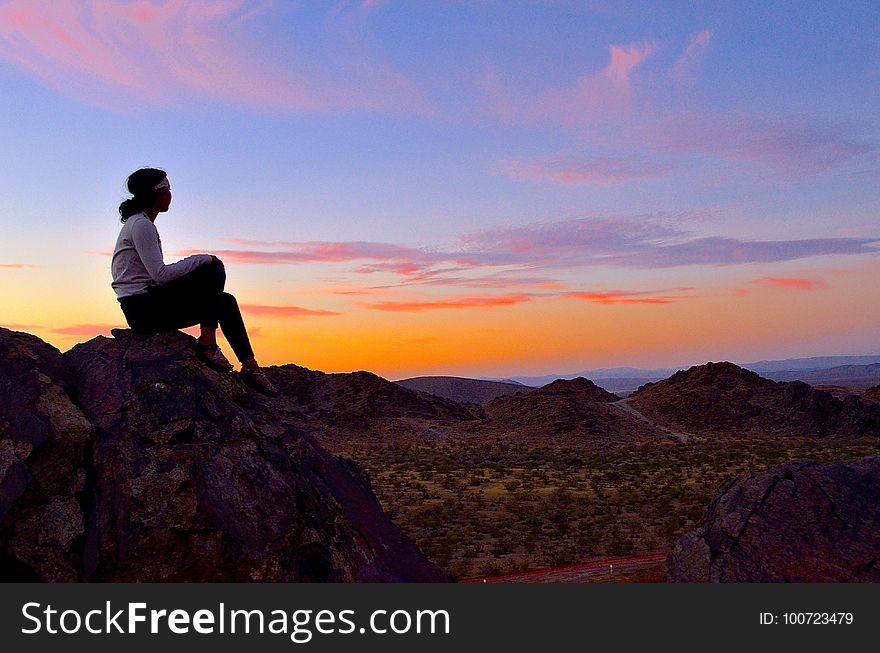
[458,550,669,583]
[610,398,690,442]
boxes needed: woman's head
[118,168,172,222]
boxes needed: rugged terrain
[0,327,445,581]
[3,328,879,581]
[628,362,880,438]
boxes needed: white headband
[154,178,170,190]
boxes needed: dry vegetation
[331,432,880,580]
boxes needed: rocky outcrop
[0,328,91,580]
[630,362,880,437]
[268,365,478,431]
[667,456,880,582]
[0,327,446,582]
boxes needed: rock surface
[0,328,91,580]
[630,362,880,437]
[0,327,446,582]
[667,456,880,582]
[863,385,880,405]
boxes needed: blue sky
[1,1,878,378]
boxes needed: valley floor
[330,431,880,580]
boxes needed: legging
[118,259,255,363]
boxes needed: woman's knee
[200,258,226,291]
[219,291,239,311]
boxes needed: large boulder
[0,327,91,580]
[667,456,880,582]
[1,327,446,581]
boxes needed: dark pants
[118,259,255,363]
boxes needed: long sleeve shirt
[111,212,214,298]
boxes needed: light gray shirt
[111,212,213,298]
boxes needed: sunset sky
[1,1,878,380]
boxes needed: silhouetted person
[111,167,277,396]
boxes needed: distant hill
[628,362,880,438]
[761,363,880,390]
[863,385,880,405]
[393,376,533,405]
[744,355,880,374]
[491,354,880,388]
[481,377,657,446]
[492,367,677,387]
[590,377,667,396]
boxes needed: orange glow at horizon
[4,260,878,381]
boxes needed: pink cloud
[605,43,657,86]
[0,0,432,114]
[364,293,533,312]
[671,29,712,87]
[0,263,37,268]
[565,288,697,305]
[49,324,122,337]
[486,41,657,126]
[759,277,827,290]
[240,304,341,317]
[494,152,678,186]
[369,271,566,290]
[733,276,831,296]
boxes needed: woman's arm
[131,218,214,285]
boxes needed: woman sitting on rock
[110,167,277,396]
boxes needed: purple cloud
[186,215,878,288]
[637,112,877,177]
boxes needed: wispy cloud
[636,112,877,177]
[0,0,432,113]
[757,276,829,290]
[494,152,679,186]
[364,293,533,312]
[0,263,38,268]
[379,272,566,290]
[565,288,697,304]
[671,29,712,87]
[485,41,657,126]
[202,215,879,286]
[240,304,341,317]
[734,276,830,296]
[49,324,121,337]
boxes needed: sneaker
[195,343,234,372]
[239,366,279,396]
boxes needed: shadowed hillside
[0,327,446,582]
[394,375,534,405]
[629,362,880,438]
